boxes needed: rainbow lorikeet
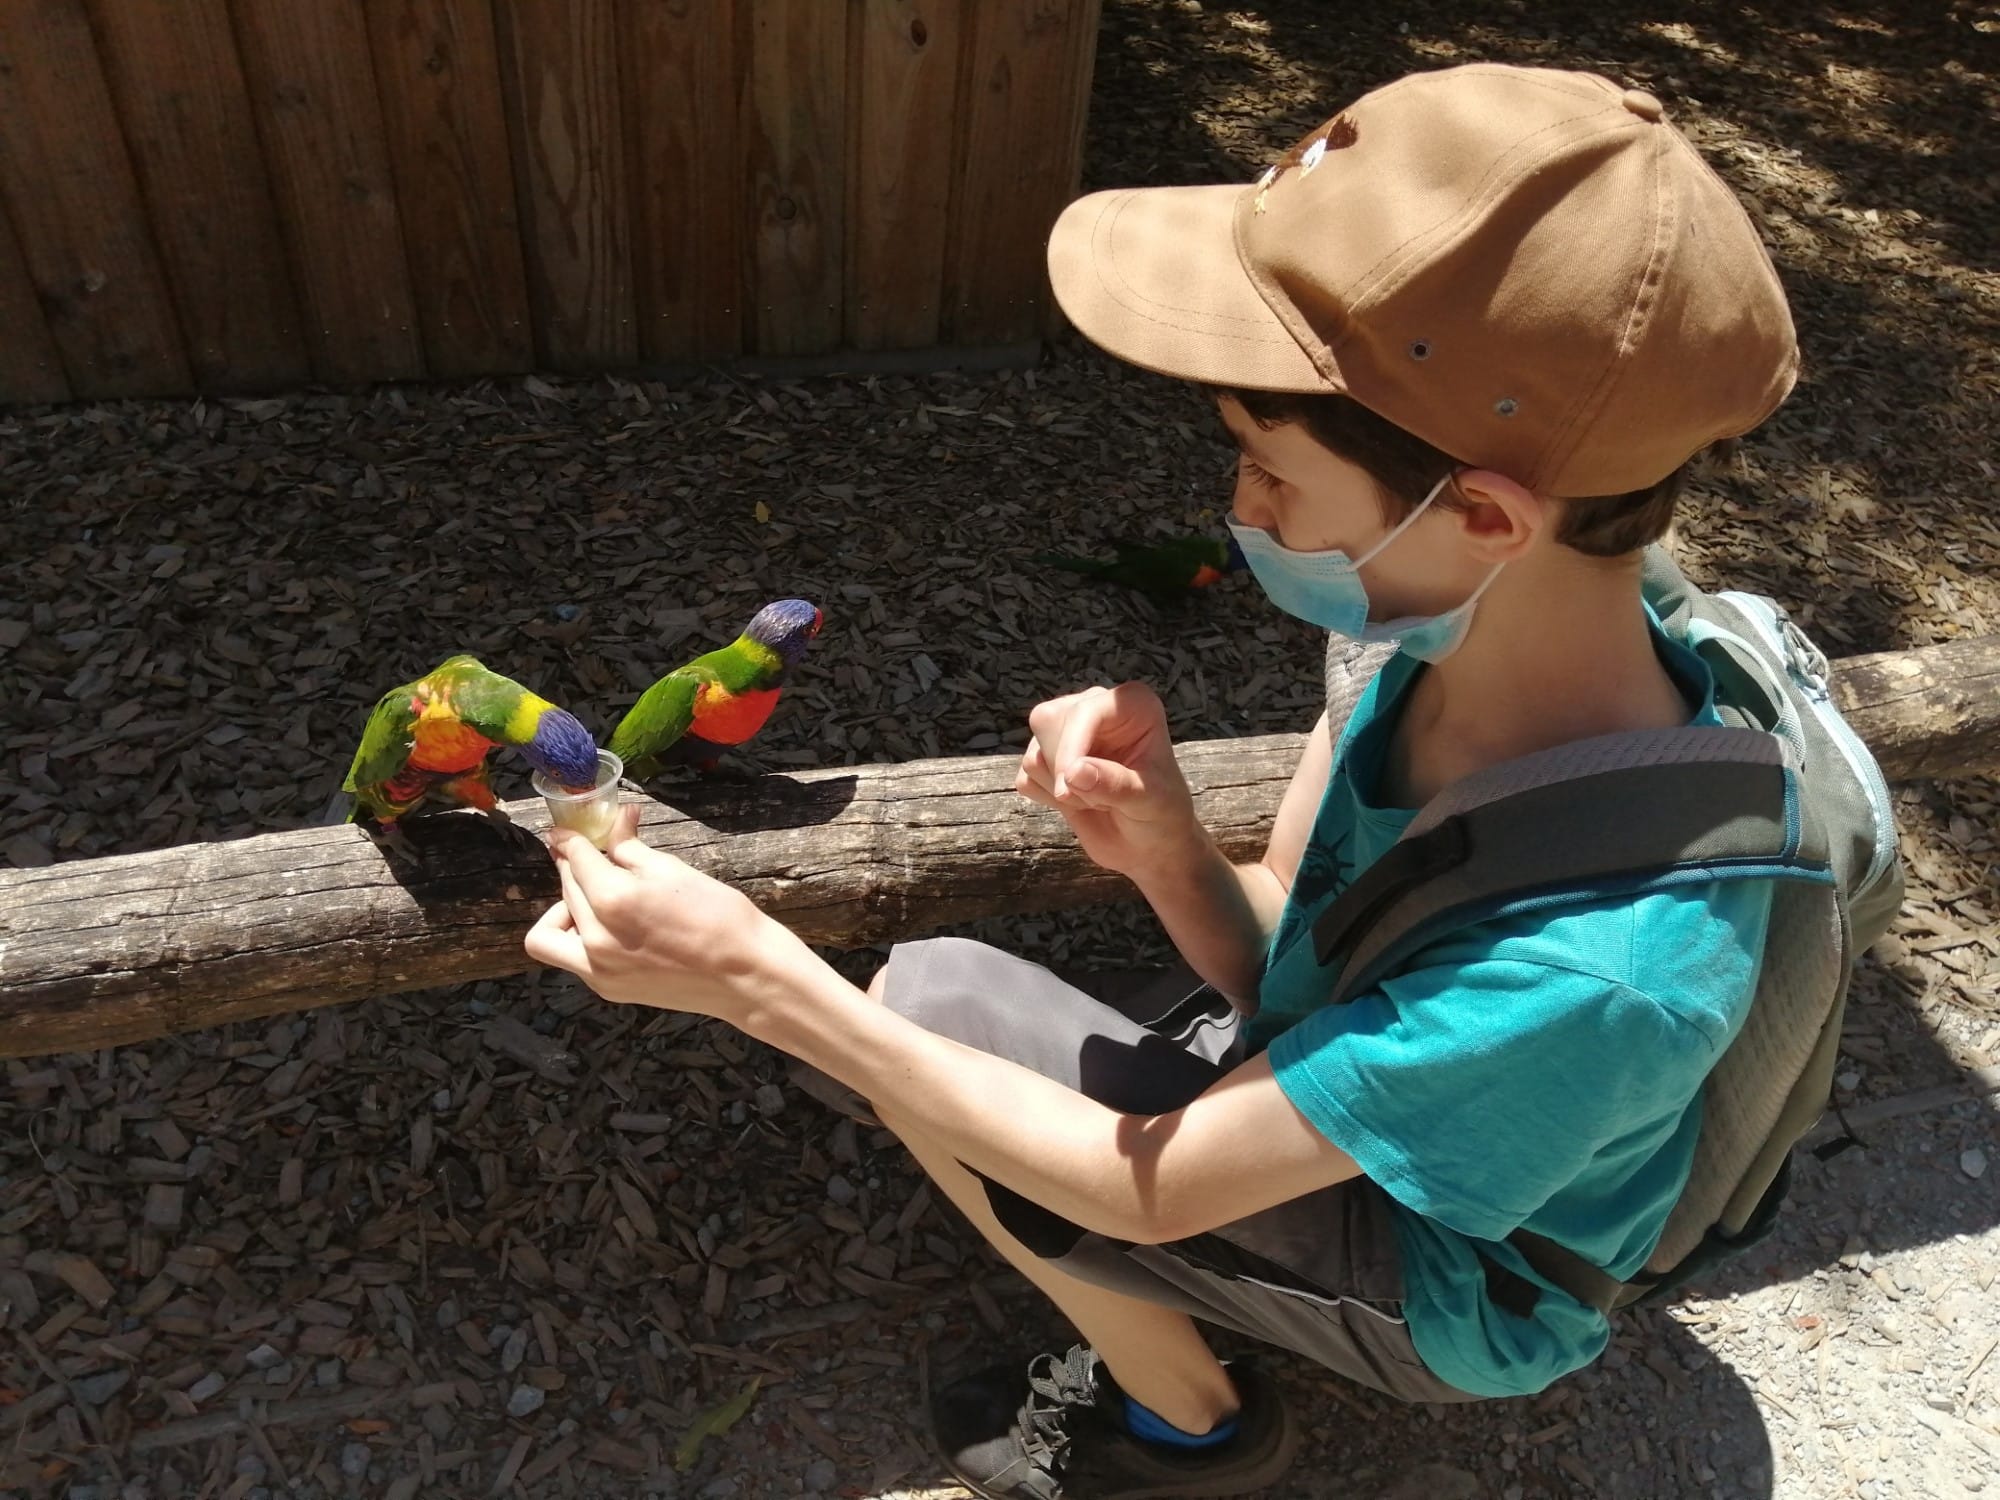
[609,598,823,779]
[341,654,599,859]
[1033,534,1246,603]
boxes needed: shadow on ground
[1090,0,2000,656]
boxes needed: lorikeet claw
[482,805,547,855]
[357,817,425,872]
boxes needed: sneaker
[930,1343,1297,1499]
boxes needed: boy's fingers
[1025,690,1086,744]
[1049,691,1115,798]
[1014,765,1060,809]
[603,806,672,873]
[555,854,606,941]
[1027,710,1067,793]
[1018,739,1055,794]
[1066,756,1145,807]
[550,825,635,903]
[524,902,589,973]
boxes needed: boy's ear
[1449,469,1544,562]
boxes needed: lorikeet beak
[811,608,824,637]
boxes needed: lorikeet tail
[1031,551,1115,578]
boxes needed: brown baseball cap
[1046,64,1799,498]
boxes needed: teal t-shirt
[1254,615,1774,1398]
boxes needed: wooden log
[1,638,1995,1061]
[1829,635,2000,786]
[0,736,1297,1060]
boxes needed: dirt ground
[3,3,1998,1497]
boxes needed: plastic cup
[533,749,624,850]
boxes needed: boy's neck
[1380,548,1689,808]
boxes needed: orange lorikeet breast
[692,683,781,745]
[1189,564,1224,588]
[409,716,497,774]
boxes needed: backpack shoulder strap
[1313,725,1829,1006]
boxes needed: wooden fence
[0,0,1102,405]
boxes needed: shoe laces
[1016,1345,1101,1471]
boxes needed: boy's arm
[747,947,1361,1245]
[1128,712,1334,1008]
[525,795,1359,1247]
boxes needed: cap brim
[1047,184,1332,393]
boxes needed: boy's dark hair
[1218,387,1726,558]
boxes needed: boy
[526,63,1800,1499]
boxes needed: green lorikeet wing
[608,667,710,780]
[429,655,559,751]
[341,683,424,824]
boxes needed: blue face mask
[1225,473,1504,663]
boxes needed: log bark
[1830,635,2000,784]
[1,637,1995,1060]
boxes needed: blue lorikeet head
[524,707,601,789]
[1224,533,1248,572]
[746,598,823,666]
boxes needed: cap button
[1620,88,1665,122]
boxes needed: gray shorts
[880,936,1477,1405]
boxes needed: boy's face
[1216,396,1497,623]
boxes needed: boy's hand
[1017,683,1205,878]
[524,805,801,1021]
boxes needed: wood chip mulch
[2,3,1996,1496]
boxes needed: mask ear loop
[1348,470,1459,569]
[1457,559,1506,609]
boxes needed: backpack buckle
[1780,617,1831,692]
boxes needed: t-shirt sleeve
[1266,957,1722,1242]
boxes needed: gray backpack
[1314,544,1905,1313]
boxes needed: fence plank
[622,0,742,361]
[944,0,1100,345]
[86,0,306,392]
[847,0,961,350]
[744,0,846,356]
[0,0,191,397]
[494,0,634,370]
[365,0,533,378]
[1044,0,1100,337]
[231,0,425,385]
[0,201,69,404]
